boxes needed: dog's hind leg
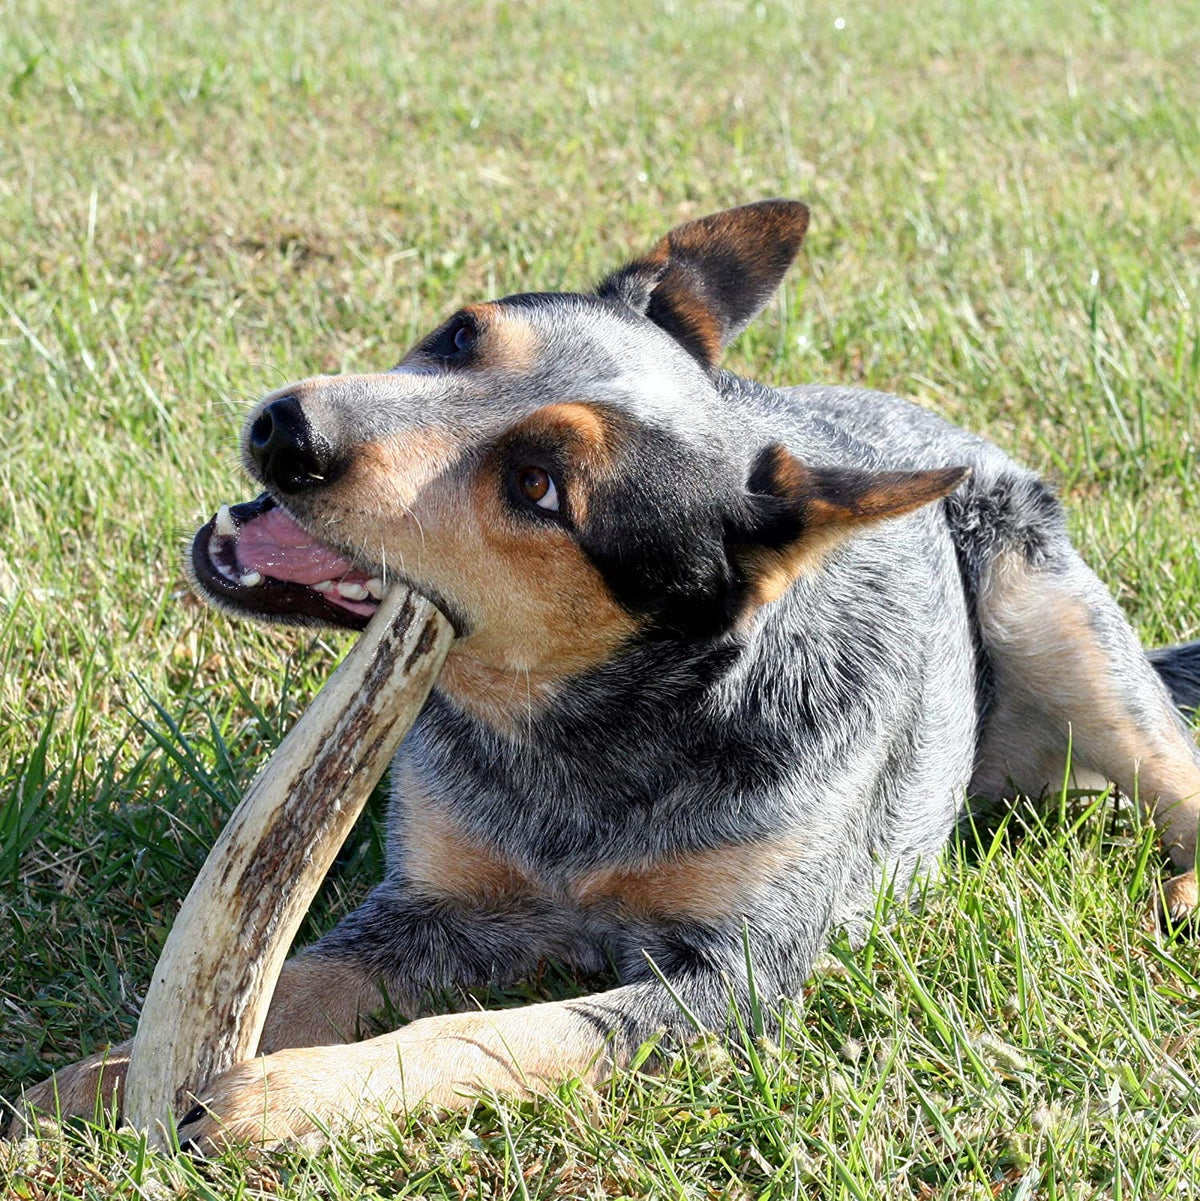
[1149,639,1200,715]
[972,544,1200,920]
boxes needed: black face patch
[574,420,744,641]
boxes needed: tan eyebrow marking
[461,302,539,373]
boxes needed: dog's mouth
[189,494,381,631]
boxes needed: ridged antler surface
[123,587,453,1146]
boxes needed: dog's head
[190,201,965,721]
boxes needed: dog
[15,199,1200,1148]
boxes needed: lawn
[2,0,1199,1196]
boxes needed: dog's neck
[433,629,741,747]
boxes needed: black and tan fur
[15,201,1200,1147]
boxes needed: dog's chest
[390,757,797,924]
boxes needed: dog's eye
[452,320,475,353]
[516,466,559,511]
[429,315,477,361]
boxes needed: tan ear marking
[741,447,969,608]
[641,274,724,362]
[598,199,810,364]
[661,200,810,279]
[803,465,971,529]
[741,532,847,607]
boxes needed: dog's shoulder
[757,382,1067,574]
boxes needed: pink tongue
[235,507,368,586]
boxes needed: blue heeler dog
[18,201,1200,1146]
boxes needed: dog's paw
[6,1041,132,1138]
[1153,869,1199,933]
[176,1047,367,1151]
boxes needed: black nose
[248,397,333,493]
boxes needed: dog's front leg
[174,979,707,1148]
[173,988,635,1147]
[175,907,827,1149]
[9,955,385,1135]
[10,876,586,1135]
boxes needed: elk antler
[122,586,453,1147]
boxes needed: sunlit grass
[2,0,1198,1195]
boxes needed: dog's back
[773,381,1199,792]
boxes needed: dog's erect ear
[731,443,969,608]
[597,200,810,365]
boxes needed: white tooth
[313,580,334,592]
[365,578,383,599]
[337,582,369,601]
[208,540,238,582]
[215,504,236,538]
[239,571,263,587]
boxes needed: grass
[1,0,1199,1195]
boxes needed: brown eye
[516,466,559,511]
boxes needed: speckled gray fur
[309,382,1195,1054]
[214,204,1200,1063]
